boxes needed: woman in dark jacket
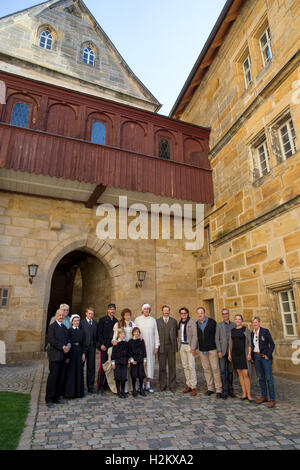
[229,314,254,403]
[63,314,86,399]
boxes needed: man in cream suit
[178,307,198,396]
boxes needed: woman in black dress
[63,314,86,399]
[229,314,254,402]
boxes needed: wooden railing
[0,123,214,203]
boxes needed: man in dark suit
[251,316,276,408]
[45,308,71,408]
[215,308,236,399]
[96,303,118,394]
[81,307,98,394]
[156,305,178,392]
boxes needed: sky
[0,0,226,115]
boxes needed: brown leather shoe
[183,386,192,393]
[169,387,176,393]
[191,389,197,396]
[256,397,269,404]
[267,400,276,408]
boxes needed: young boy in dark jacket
[111,328,130,399]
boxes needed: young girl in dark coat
[128,327,147,397]
[111,328,130,399]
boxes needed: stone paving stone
[2,357,300,451]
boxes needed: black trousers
[45,360,66,403]
[219,352,234,395]
[85,346,96,392]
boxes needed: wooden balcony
[0,123,214,204]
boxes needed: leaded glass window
[10,103,30,128]
[83,47,95,66]
[158,138,170,160]
[91,121,106,145]
[39,30,53,50]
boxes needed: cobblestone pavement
[0,361,38,394]
[30,356,300,450]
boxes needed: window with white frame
[256,139,270,177]
[0,288,9,308]
[39,30,53,50]
[279,289,298,337]
[83,47,95,66]
[279,118,297,160]
[243,55,252,89]
[260,27,273,67]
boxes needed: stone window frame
[36,24,58,52]
[0,287,10,309]
[278,289,298,338]
[268,108,297,165]
[248,14,274,80]
[266,278,300,341]
[79,41,99,68]
[233,44,253,96]
[259,26,273,68]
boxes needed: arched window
[39,30,53,50]
[91,121,106,145]
[83,47,95,66]
[10,103,30,128]
[158,137,170,160]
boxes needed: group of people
[45,303,276,409]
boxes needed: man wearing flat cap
[96,303,118,394]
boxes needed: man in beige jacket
[178,307,198,396]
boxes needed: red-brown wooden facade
[0,72,214,204]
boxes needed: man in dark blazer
[96,303,118,394]
[251,316,276,408]
[156,305,178,392]
[45,308,71,408]
[81,307,98,394]
[215,308,236,399]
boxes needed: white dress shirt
[253,328,260,353]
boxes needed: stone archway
[40,235,125,348]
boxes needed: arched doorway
[46,249,111,335]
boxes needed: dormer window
[39,30,53,50]
[83,47,95,66]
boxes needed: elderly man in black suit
[45,308,71,408]
[81,307,98,394]
[156,305,178,392]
